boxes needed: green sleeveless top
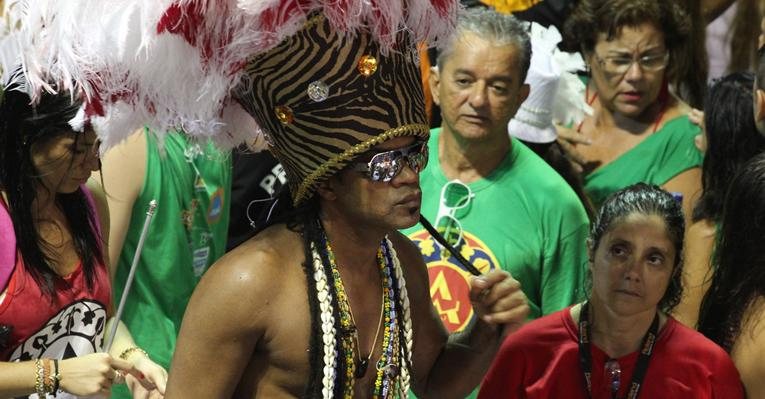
[584,115,703,208]
[112,130,231,398]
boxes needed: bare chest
[238,265,390,398]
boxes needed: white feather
[3,0,458,150]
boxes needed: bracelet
[34,359,47,396]
[118,346,149,361]
[42,358,53,393]
[51,359,60,393]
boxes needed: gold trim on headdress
[293,123,430,204]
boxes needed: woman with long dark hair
[673,72,765,327]
[698,153,765,398]
[0,72,166,398]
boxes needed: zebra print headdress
[236,14,430,204]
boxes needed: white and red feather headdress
[2,0,458,150]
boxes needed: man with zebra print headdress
[163,7,530,399]
[4,0,531,397]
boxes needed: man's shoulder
[207,224,305,293]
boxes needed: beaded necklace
[312,233,413,398]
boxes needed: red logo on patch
[408,229,499,333]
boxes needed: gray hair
[436,8,532,82]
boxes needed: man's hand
[469,270,529,338]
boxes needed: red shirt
[479,307,744,399]
[0,187,111,362]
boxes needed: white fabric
[509,23,590,144]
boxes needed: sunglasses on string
[434,179,474,248]
[349,140,429,182]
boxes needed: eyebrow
[452,69,514,83]
[603,46,666,56]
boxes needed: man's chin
[394,207,422,229]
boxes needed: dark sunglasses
[350,140,428,182]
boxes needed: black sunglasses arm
[419,215,482,276]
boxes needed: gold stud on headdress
[357,55,378,77]
[274,105,294,125]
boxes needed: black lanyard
[577,302,659,399]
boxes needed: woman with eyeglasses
[698,153,765,398]
[559,0,702,220]
[478,183,743,399]
[0,72,166,398]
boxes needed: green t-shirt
[584,115,703,208]
[112,130,231,399]
[403,129,589,398]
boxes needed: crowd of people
[0,0,764,398]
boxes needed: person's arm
[107,319,168,397]
[0,355,140,397]
[672,220,715,328]
[164,242,275,398]
[391,233,529,398]
[730,302,765,398]
[92,129,147,277]
[662,167,702,226]
[90,133,166,397]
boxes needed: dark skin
[165,136,529,398]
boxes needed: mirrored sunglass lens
[385,158,402,181]
[407,152,426,172]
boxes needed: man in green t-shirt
[404,7,589,348]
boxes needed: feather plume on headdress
[1,0,458,150]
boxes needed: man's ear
[518,83,530,105]
[315,178,338,202]
[429,66,441,106]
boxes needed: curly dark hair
[698,153,765,352]
[563,0,691,84]
[693,72,765,223]
[588,183,685,313]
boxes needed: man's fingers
[483,302,529,323]
[109,356,143,381]
[469,270,513,301]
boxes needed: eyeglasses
[434,180,474,248]
[593,51,669,75]
[350,140,428,182]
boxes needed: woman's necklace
[577,302,660,399]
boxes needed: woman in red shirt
[0,71,166,398]
[479,183,743,399]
